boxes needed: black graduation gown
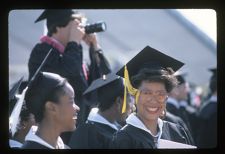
[166,102,181,117]
[179,104,198,141]
[69,120,117,149]
[110,121,192,149]
[21,141,70,149]
[164,112,195,145]
[167,100,194,138]
[22,141,51,149]
[195,100,217,148]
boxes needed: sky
[177,9,216,43]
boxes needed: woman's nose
[73,103,80,112]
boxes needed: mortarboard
[209,68,217,76]
[35,9,76,30]
[83,73,124,111]
[208,68,217,92]
[117,46,184,78]
[9,76,24,103]
[116,45,184,113]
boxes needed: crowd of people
[9,9,217,149]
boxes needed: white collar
[87,108,119,130]
[209,95,217,103]
[9,139,23,148]
[179,100,188,107]
[126,113,163,141]
[167,97,180,109]
[25,125,65,149]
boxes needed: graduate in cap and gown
[9,77,36,148]
[195,68,217,148]
[166,72,196,144]
[110,46,195,149]
[28,10,111,136]
[21,72,80,149]
[68,73,133,149]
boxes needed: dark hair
[47,17,73,36]
[97,79,124,112]
[131,67,178,93]
[9,103,31,138]
[25,72,68,123]
[35,80,66,123]
[209,74,217,93]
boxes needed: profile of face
[136,81,168,123]
[177,82,189,101]
[22,113,36,135]
[120,95,135,122]
[53,82,80,132]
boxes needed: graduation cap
[35,9,76,30]
[116,45,184,113]
[209,68,217,76]
[83,73,124,111]
[9,76,24,103]
[208,68,217,93]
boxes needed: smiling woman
[21,72,80,149]
[110,45,195,149]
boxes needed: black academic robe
[69,120,117,149]
[21,141,70,149]
[167,100,194,139]
[110,121,192,149]
[166,102,181,117]
[195,100,217,148]
[179,104,198,141]
[164,112,195,145]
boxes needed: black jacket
[110,121,192,149]
[69,120,117,149]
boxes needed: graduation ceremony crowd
[9,9,217,149]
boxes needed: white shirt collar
[167,97,180,109]
[179,100,188,107]
[126,113,163,142]
[9,139,23,148]
[87,108,119,130]
[209,95,217,103]
[25,125,65,149]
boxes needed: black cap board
[116,46,184,78]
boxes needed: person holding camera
[27,9,111,144]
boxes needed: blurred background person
[22,72,80,149]
[195,68,217,148]
[69,73,133,149]
[26,9,111,144]
[166,72,197,141]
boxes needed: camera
[85,21,107,34]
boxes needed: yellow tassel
[122,80,127,113]
[122,65,139,113]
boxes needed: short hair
[209,74,217,93]
[47,11,84,37]
[131,67,178,93]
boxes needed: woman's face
[136,81,168,123]
[55,82,80,132]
